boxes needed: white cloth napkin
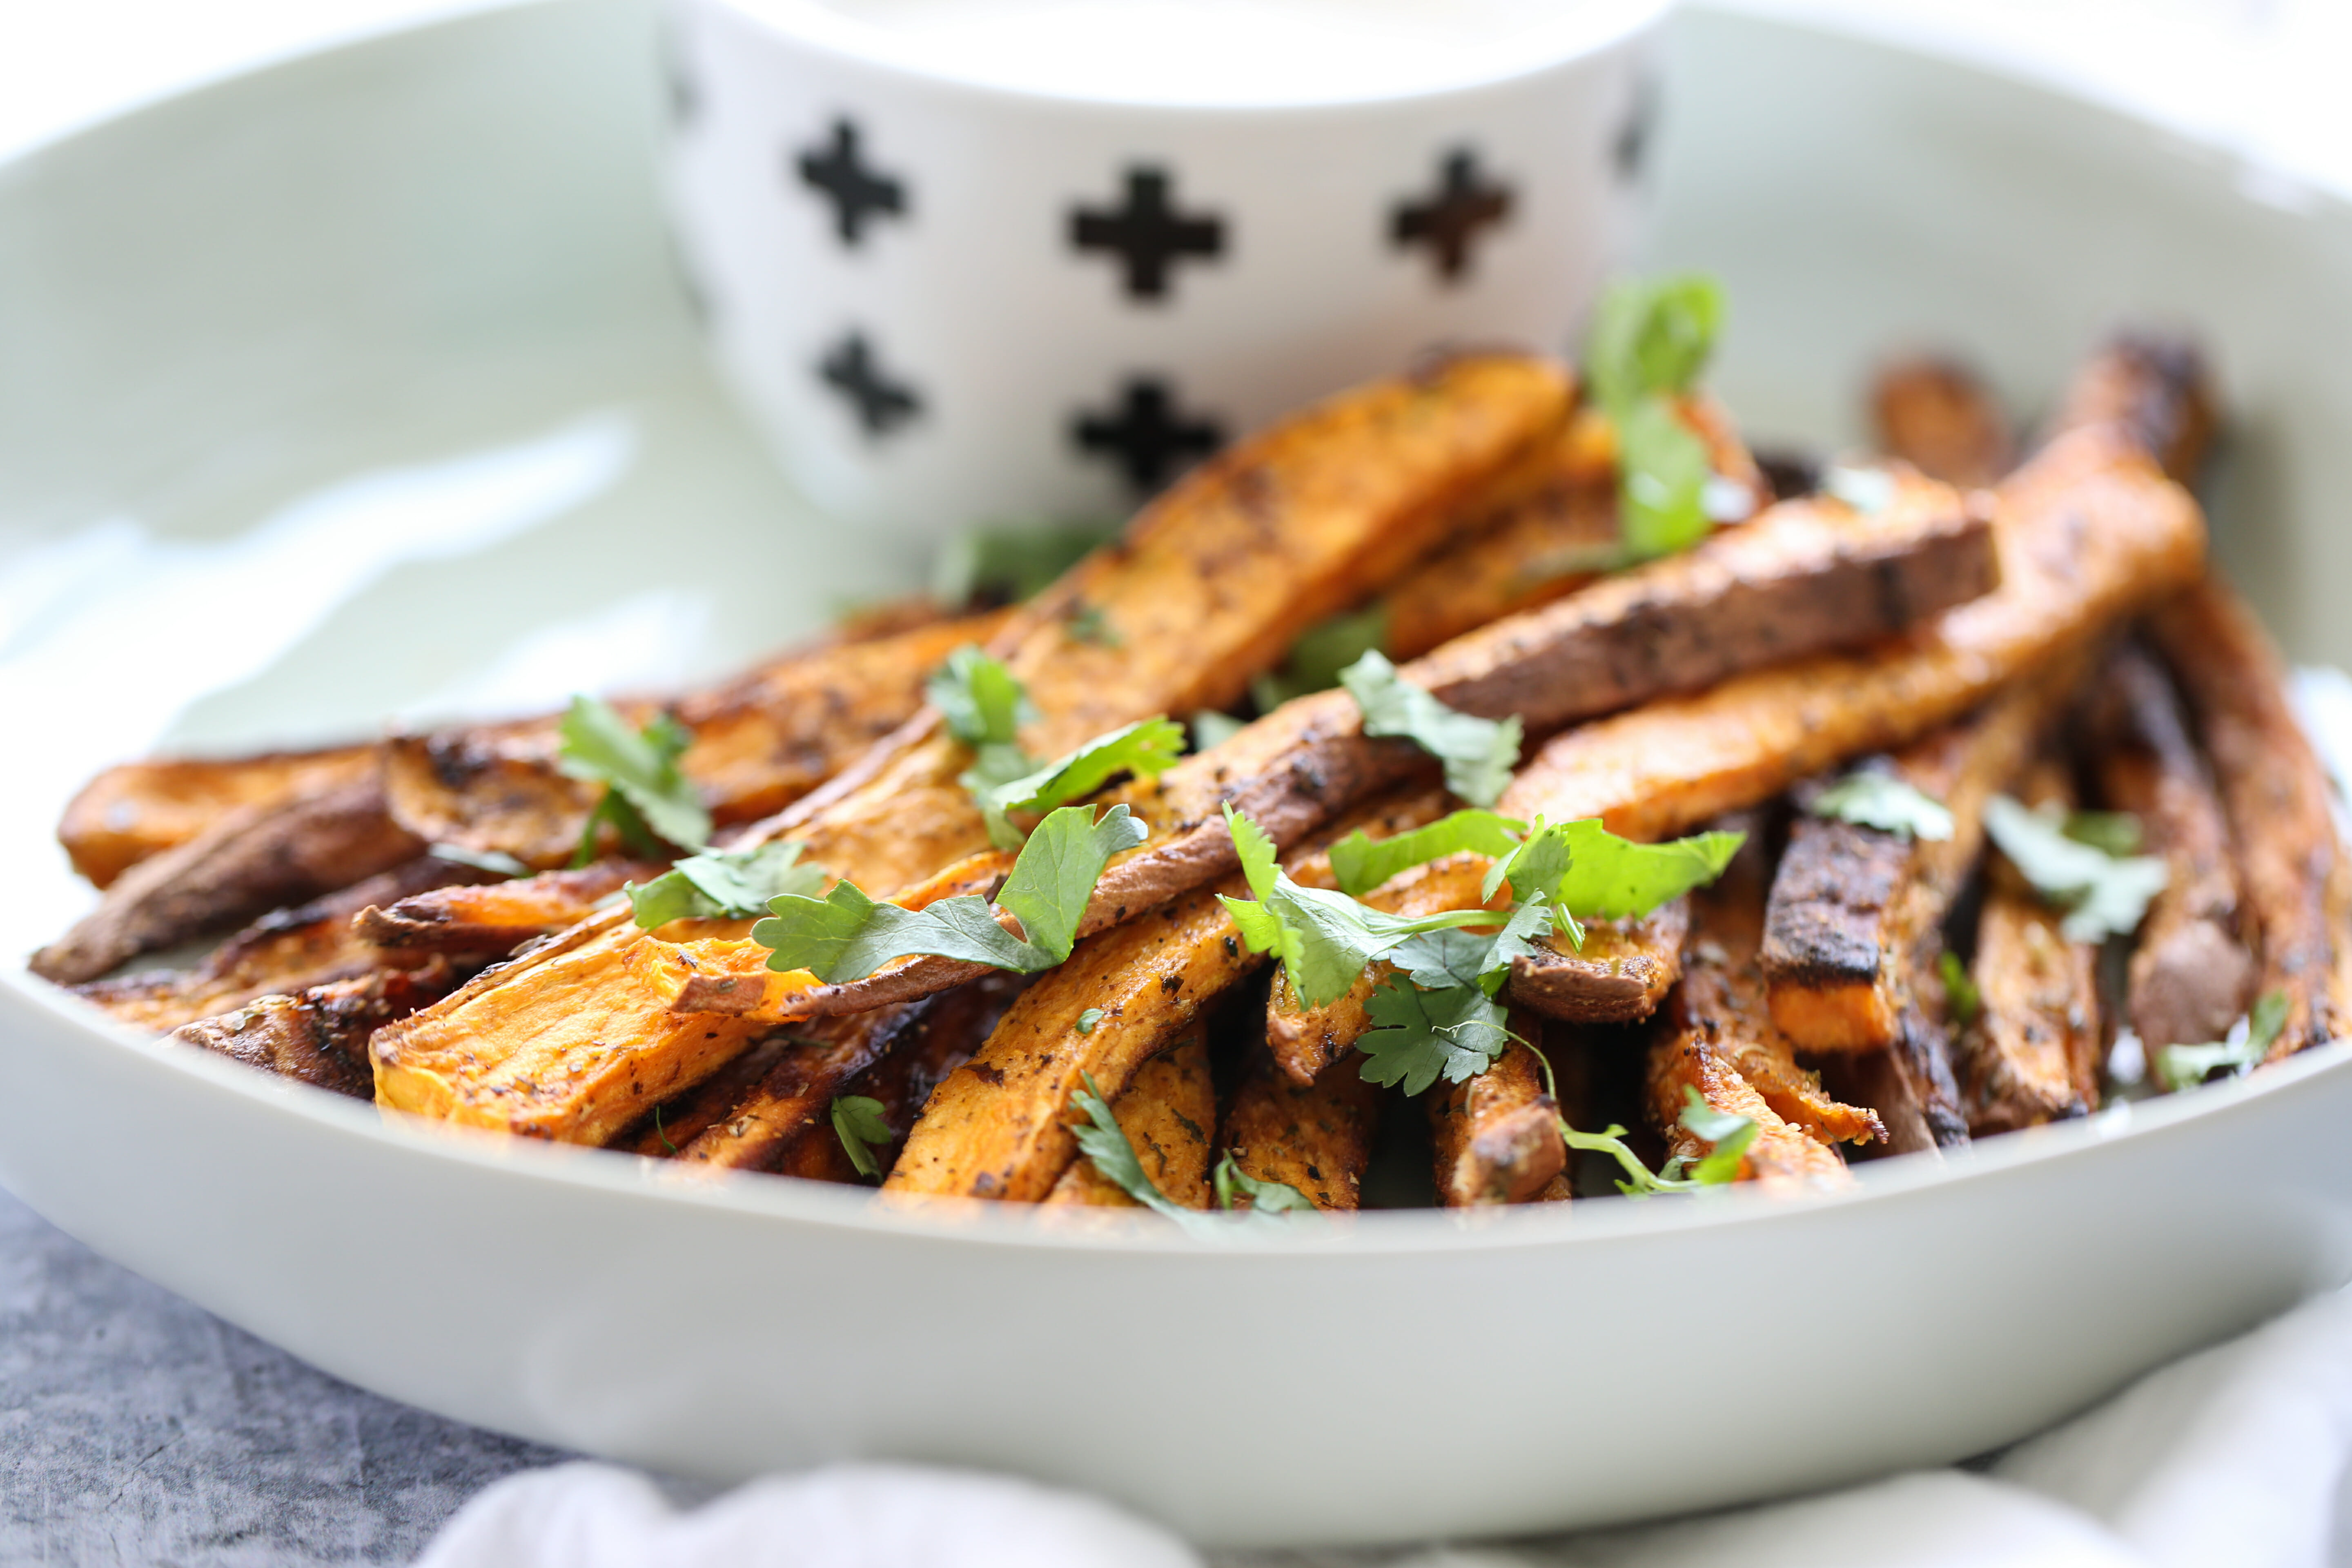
[417,1284,2352,1568]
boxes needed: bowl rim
[695,0,1671,114]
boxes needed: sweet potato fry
[1220,1045,1381,1211]
[2148,578,2352,1061]
[354,860,659,954]
[58,744,382,890]
[1870,355,2013,489]
[33,782,425,985]
[1430,1024,1570,1207]
[1381,394,1766,660]
[1504,901,1688,1026]
[1760,673,2072,1054]
[382,613,1002,869]
[170,961,462,1100]
[1958,760,2104,1132]
[1043,1033,1216,1208]
[370,355,1570,1143]
[2079,643,2254,1049]
[2047,331,2217,486]
[73,856,484,1033]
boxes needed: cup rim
[700,0,1670,111]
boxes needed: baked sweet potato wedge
[58,743,380,889]
[2047,331,2217,486]
[1430,1026,1571,1207]
[170,961,462,1100]
[382,612,1002,869]
[2148,578,2352,1062]
[1871,355,2013,489]
[33,781,425,985]
[1504,901,1688,1026]
[1042,1033,1216,1208]
[1220,1046,1381,1211]
[74,856,484,1033]
[2080,643,2254,1050]
[1958,761,2104,1132]
[370,357,1567,1143]
[354,860,659,954]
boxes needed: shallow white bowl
[4,0,2352,1548]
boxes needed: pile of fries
[36,287,2349,1217]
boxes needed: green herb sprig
[2155,991,2290,1094]
[1584,274,1727,562]
[1984,795,2168,942]
[557,695,712,867]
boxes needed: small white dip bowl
[664,0,1665,537]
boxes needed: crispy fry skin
[382,614,1002,869]
[1960,761,2103,1133]
[58,744,381,890]
[1382,395,1766,659]
[2080,643,2254,1049]
[33,782,425,985]
[170,961,461,1099]
[2047,332,2218,486]
[1499,426,2203,844]
[1505,900,1688,1026]
[647,974,1026,1172]
[1430,1027,1569,1207]
[884,789,1450,1200]
[1043,1033,1216,1208]
[73,857,484,1033]
[1871,356,2014,488]
[355,860,660,954]
[1760,674,2071,1054]
[1221,1046,1381,1210]
[370,357,1570,1142]
[2149,577,2352,1062]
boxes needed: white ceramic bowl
[664,0,1660,535]
[4,0,2352,1548]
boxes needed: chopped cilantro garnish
[1340,650,1521,808]
[1357,974,1514,1095]
[1076,1007,1106,1035]
[1584,273,1726,562]
[1328,809,1526,898]
[929,643,1038,795]
[2155,991,2290,1094]
[753,803,1147,982]
[557,695,710,866]
[626,841,826,929]
[932,520,1117,607]
[831,1094,894,1179]
[1519,1038,1746,1196]
[1251,605,1390,712]
[1673,1085,1760,1184]
[2063,810,2145,857]
[428,843,529,878]
[973,717,1185,849]
[1212,1152,1316,1214]
[1810,771,1956,842]
[1482,817,1744,940]
[1984,794,2168,942]
[1940,950,1981,1027]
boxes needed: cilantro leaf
[1076,1007,1105,1035]
[1339,650,1521,808]
[2064,810,2145,857]
[927,644,1036,750]
[753,804,1147,982]
[626,841,826,929]
[831,1094,894,1179]
[1389,898,1552,998]
[1676,1085,1759,1184]
[557,696,711,864]
[1984,794,2169,942]
[1357,976,1512,1095]
[1810,771,1956,842]
[1219,807,1499,1009]
[974,717,1185,847]
[1484,817,1743,931]
[1213,1152,1316,1214]
[1614,394,1715,562]
[1940,950,1981,1027]
[1328,808,1527,898]
[1251,606,1389,712]
[932,520,1117,607]
[2155,991,2290,1093]
[1069,1073,1191,1218]
[428,843,528,878]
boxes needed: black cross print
[1073,378,1223,490]
[1071,168,1225,300]
[819,332,922,437]
[797,119,907,247]
[1391,149,1515,282]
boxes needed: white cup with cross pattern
[665,0,1667,540]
